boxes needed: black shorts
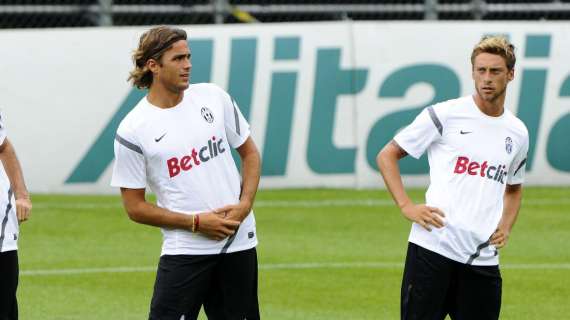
[0,250,18,320]
[149,247,259,320]
[401,242,502,320]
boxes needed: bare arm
[490,184,523,248]
[376,140,445,231]
[120,188,239,240]
[218,137,261,222]
[0,139,31,223]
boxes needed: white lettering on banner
[0,22,568,193]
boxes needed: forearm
[377,145,412,209]
[0,140,29,199]
[500,185,523,233]
[240,152,261,213]
[121,191,193,230]
[377,143,446,230]
[237,138,261,214]
[124,198,246,244]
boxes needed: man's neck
[473,93,505,117]
[147,85,184,109]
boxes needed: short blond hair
[471,35,516,70]
[128,26,187,89]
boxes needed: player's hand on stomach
[216,201,251,223]
[16,197,32,224]
[401,203,445,232]
[197,211,240,241]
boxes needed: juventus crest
[201,107,214,123]
[505,137,513,154]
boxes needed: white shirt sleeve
[394,106,442,159]
[110,125,147,189]
[220,89,251,148]
[507,134,529,185]
[0,112,7,146]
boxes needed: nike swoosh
[154,133,167,142]
[460,130,472,135]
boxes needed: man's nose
[183,57,191,69]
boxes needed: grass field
[17,187,570,319]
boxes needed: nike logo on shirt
[460,130,472,135]
[155,133,167,142]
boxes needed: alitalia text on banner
[0,22,568,193]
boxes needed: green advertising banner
[0,22,568,193]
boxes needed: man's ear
[507,68,514,82]
[147,58,159,74]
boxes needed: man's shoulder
[187,82,226,96]
[185,83,232,111]
[425,96,470,123]
[116,97,150,137]
[432,96,471,111]
[504,109,529,138]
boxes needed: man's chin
[478,90,499,102]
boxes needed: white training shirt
[111,83,257,255]
[0,112,19,253]
[394,95,529,266]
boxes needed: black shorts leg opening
[401,243,452,320]
[450,264,502,320]
[149,254,217,320]
[203,248,260,320]
[0,250,18,320]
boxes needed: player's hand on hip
[197,212,240,241]
[401,203,445,232]
[15,198,32,224]
[490,227,509,249]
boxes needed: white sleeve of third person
[507,134,529,185]
[222,93,251,149]
[110,125,147,189]
[394,106,443,159]
[0,111,7,145]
